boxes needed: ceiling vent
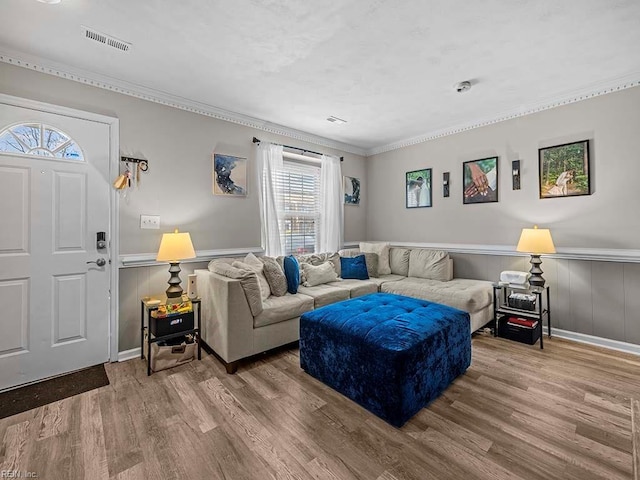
[81,26,132,52]
[327,116,347,124]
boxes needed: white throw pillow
[360,242,391,275]
[301,262,339,287]
[233,253,271,300]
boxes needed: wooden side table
[493,285,550,349]
[140,297,201,376]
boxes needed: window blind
[273,160,321,256]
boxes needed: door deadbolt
[97,232,107,250]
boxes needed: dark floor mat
[0,364,109,419]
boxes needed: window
[0,123,84,161]
[274,160,321,256]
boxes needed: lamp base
[528,254,545,289]
[165,262,184,304]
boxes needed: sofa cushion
[301,262,339,287]
[283,256,300,294]
[297,284,350,308]
[233,259,271,300]
[209,262,263,316]
[254,293,314,328]
[389,248,410,276]
[367,274,406,288]
[408,249,450,281]
[340,250,379,277]
[259,256,288,297]
[380,277,493,313]
[328,279,378,298]
[360,242,391,275]
[340,255,369,280]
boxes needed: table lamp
[516,225,556,289]
[156,229,196,303]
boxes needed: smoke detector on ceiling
[81,26,132,53]
[327,116,347,124]
[455,81,472,93]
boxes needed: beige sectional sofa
[195,246,493,373]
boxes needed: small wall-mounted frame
[443,172,450,197]
[406,168,432,208]
[512,160,521,190]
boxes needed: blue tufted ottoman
[300,292,471,427]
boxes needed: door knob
[87,258,107,267]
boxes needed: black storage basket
[498,318,540,345]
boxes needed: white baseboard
[543,326,640,356]
[117,347,141,362]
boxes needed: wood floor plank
[1,335,639,479]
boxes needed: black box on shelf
[498,318,540,345]
[150,311,194,337]
[507,292,537,311]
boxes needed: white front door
[0,103,111,390]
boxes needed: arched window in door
[0,123,84,161]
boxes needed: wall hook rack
[120,156,149,171]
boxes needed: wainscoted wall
[450,253,640,345]
[118,261,209,353]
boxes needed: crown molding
[0,49,367,157]
[366,72,640,156]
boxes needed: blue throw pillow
[283,255,300,294]
[340,255,369,280]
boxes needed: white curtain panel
[318,154,344,253]
[256,143,285,257]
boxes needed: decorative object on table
[463,156,498,204]
[443,172,450,197]
[343,176,361,205]
[156,229,196,303]
[508,292,537,311]
[213,153,247,196]
[406,168,432,208]
[499,270,530,287]
[516,225,556,288]
[187,273,198,300]
[539,140,590,198]
[512,160,521,190]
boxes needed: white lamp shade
[516,226,556,254]
[156,229,196,262]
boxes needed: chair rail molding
[345,241,640,264]
[119,247,264,268]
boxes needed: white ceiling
[1,0,639,153]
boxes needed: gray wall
[451,253,640,344]
[0,62,367,353]
[366,86,640,249]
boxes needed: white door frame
[0,93,120,362]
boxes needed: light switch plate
[140,215,160,229]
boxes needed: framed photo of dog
[539,140,591,199]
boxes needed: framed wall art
[213,153,247,196]
[539,140,590,198]
[463,156,498,204]
[344,176,361,205]
[406,168,432,208]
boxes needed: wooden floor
[2,333,640,480]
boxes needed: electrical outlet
[140,215,160,229]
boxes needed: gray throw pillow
[209,262,263,316]
[259,256,288,297]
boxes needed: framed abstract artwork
[539,140,590,198]
[463,156,498,204]
[213,153,247,196]
[406,168,432,208]
[344,176,361,205]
